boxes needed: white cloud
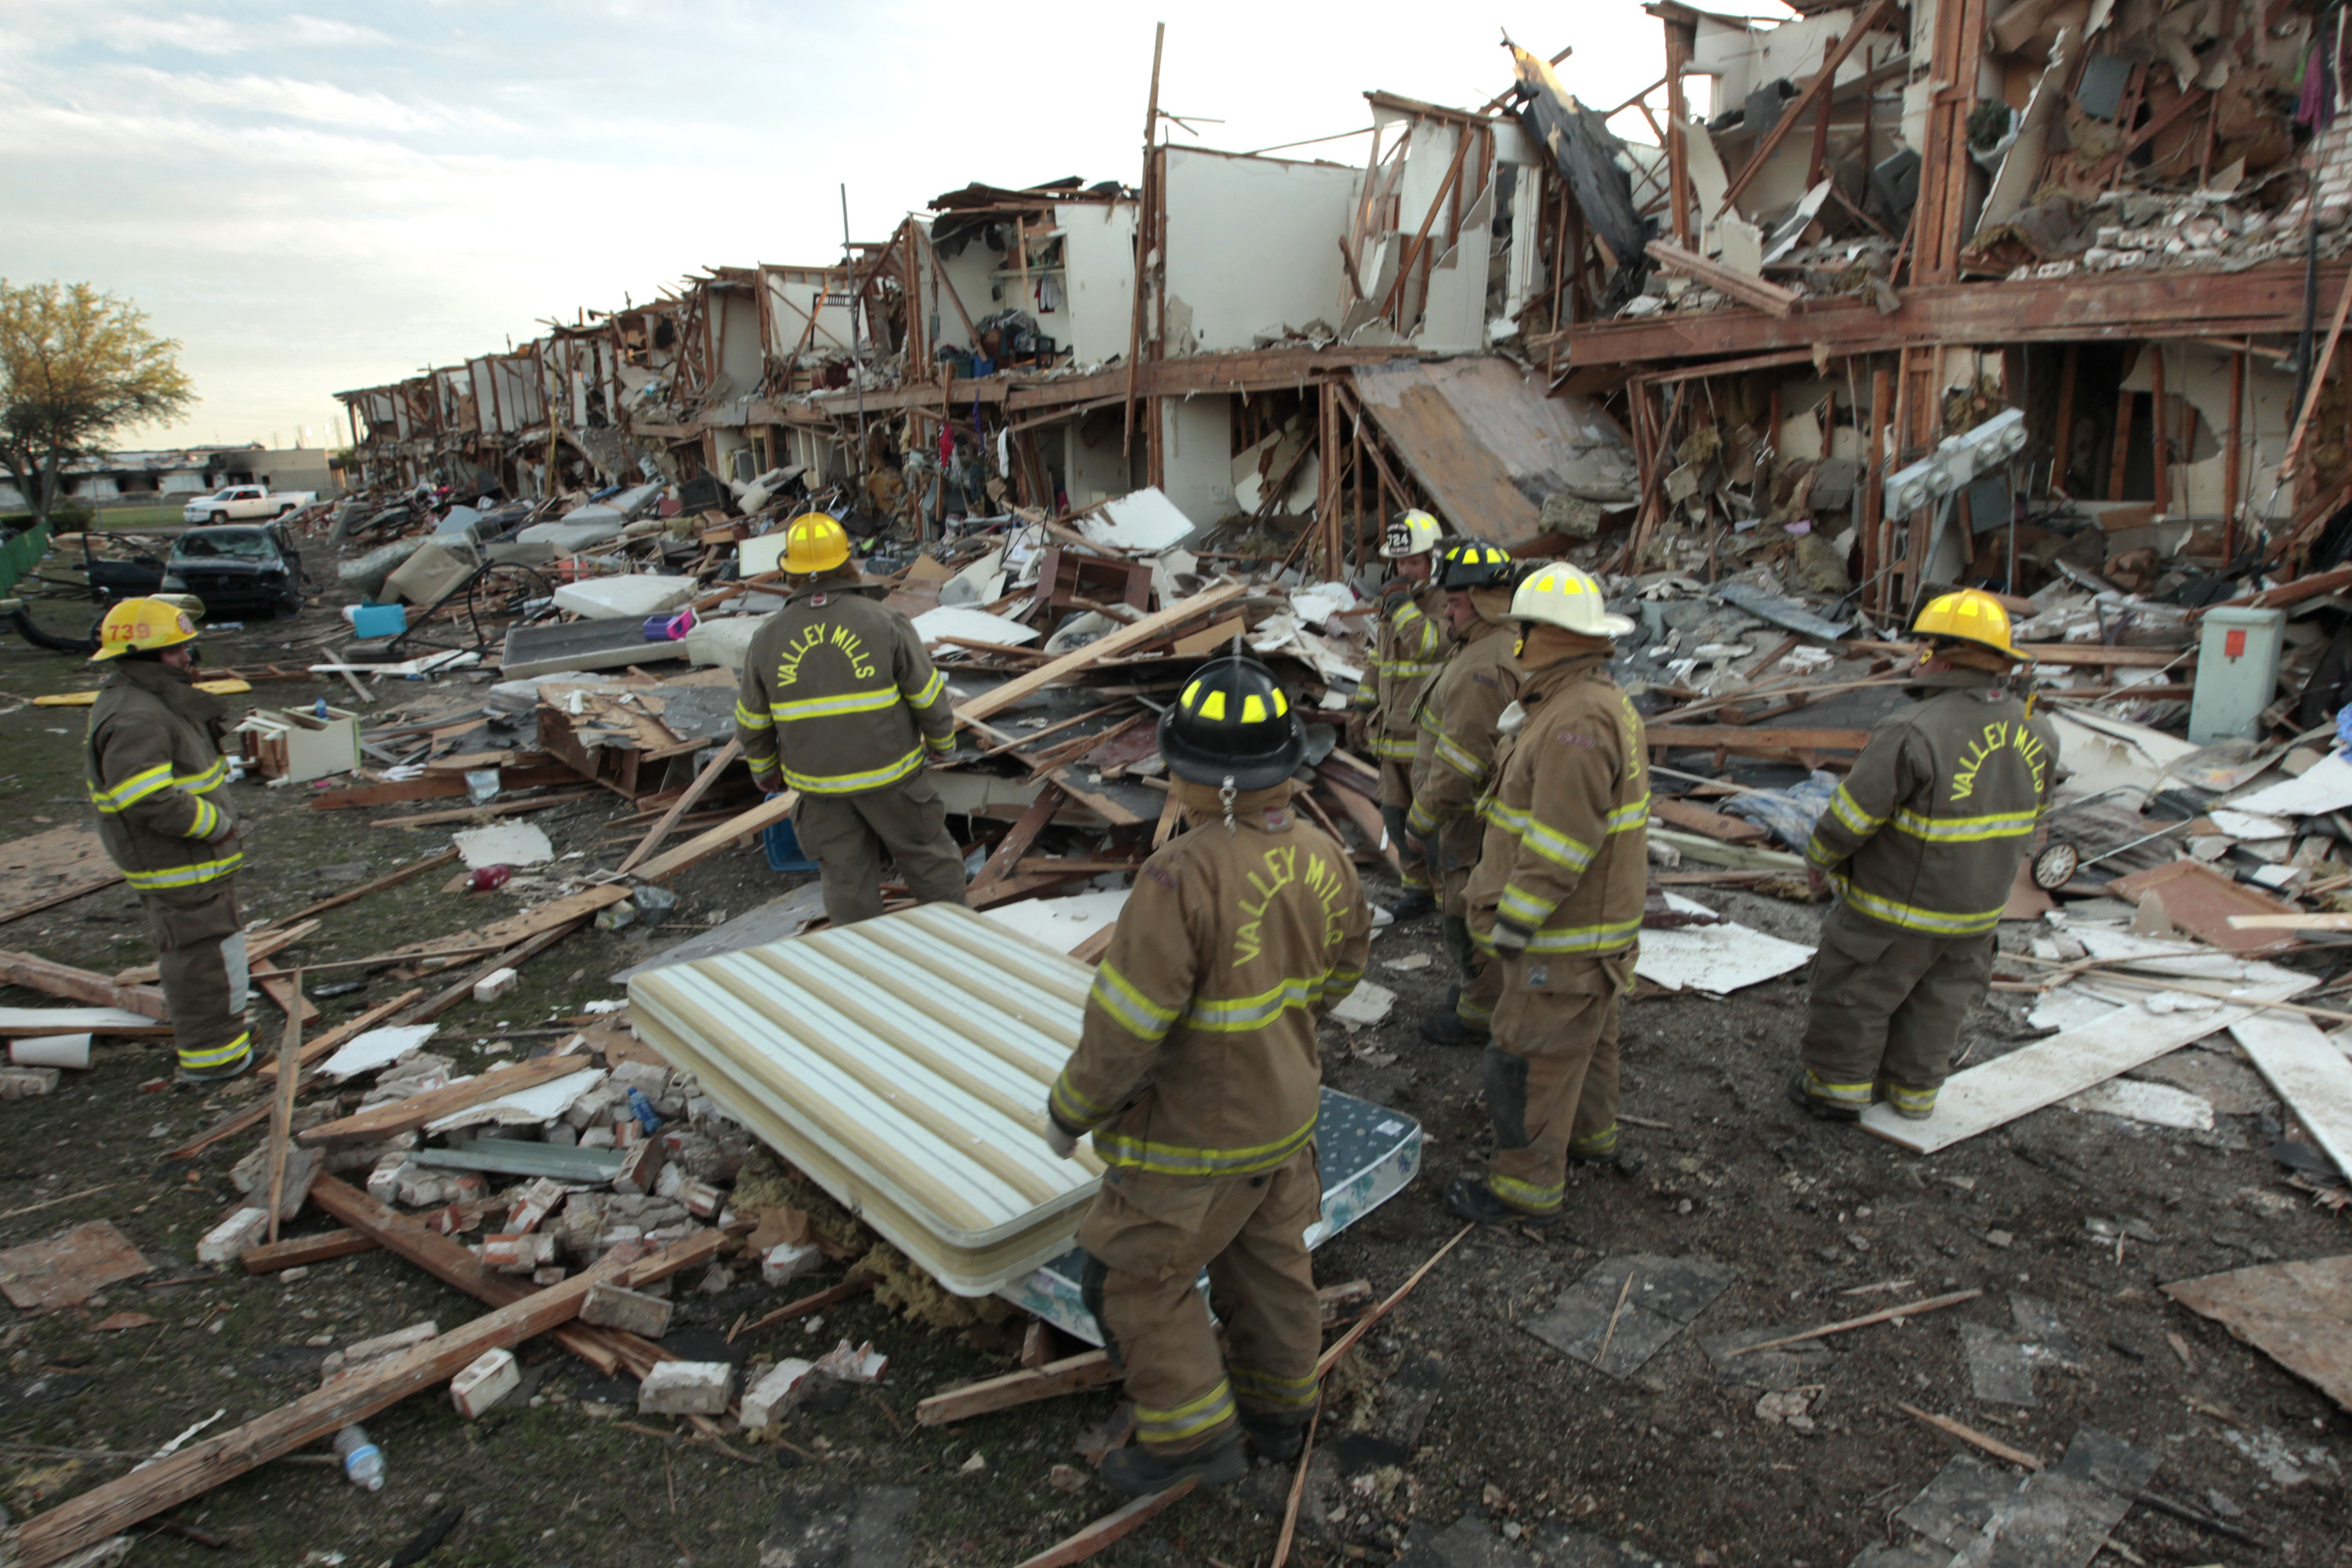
[284,15,392,47]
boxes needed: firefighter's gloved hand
[1044,1119,1080,1160]
[1490,920,1533,956]
[756,776,786,797]
[205,822,240,846]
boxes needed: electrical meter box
[2189,607,2285,744]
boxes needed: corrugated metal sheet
[1351,359,1637,546]
[626,901,1107,1295]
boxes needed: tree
[0,281,195,529]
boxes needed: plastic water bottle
[334,1425,384,1491]
[625,1087,663,1134]
[314,698,329,720]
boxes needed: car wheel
[207,511,226,524]
[275,587,303,619]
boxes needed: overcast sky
[0,1,1785,455]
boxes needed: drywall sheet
[2227,1011,2352,1181]
[627,902,1107,1294]
[1161,147,1357,353]
[1350,359,1637,546]
[1860,963,2314,1152]
[981,889,1128,954]
[1637,896,1814,993]
[1053,201,1139,365]
[909,605,1041,649]
[2163,1256,2352,1413]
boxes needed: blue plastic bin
[350,603,406,638]
[763,818,819,873]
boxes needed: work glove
[1490,920,1533,956]
[756,775,786,797]
[1044,1120,1080,1160]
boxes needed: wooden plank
[298,1052,586,1147]
[1012,1480,1197,1568]
[306,764,584,810]
[370,789,601,830]
[0,825,123,926]
[1860,970,2314,1152]
[263,977,306,1244]
[11,1237,688,1566]
[117,920,318,986]
[1722,1289,1983,1357]
[1316,779,1403,873]
[1646,725,1871,752]
[916,1350,1119,1425]
[1650,798,1769,844]
[239,1229,376,1273]
[274,850,460,924]
[633,792,799,884]
[251,960,321,1025]
[953,583,1249,729]
[257,988,423,1085]
[1714,0,1898,213]
[353,885,631,970]
[971,786,1065,892]
[0,950,169,1020]
[617,739,741,873]
[1645,241,1799,318]
[2227,1011,2352,1183]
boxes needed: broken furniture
[235,704,364,784]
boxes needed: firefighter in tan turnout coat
[1044,653,1372,1495]
[732,513,967,927]
[82,597,253,1080]
[1791,589,2059,1123]
[1446,564,1650,1225]
[1353,508,1446,919]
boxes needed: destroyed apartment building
[4,5,2352,1566]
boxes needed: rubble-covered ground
[1,608,2346,1568]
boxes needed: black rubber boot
[1385,888,1437,921]
[1420,1011,1489,1047]
[1098,1433,1247,1497]
[1785,1073,1861,1123]
[1242,1416,1308,1462]
[1570,1145,1646,1177]
[1444,1175,1555,1226]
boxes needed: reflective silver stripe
[122,848,244,890]
[1229,1365,1319,1410]
[734,699,774,731]
[186,797,219,839]
[1486,1172,1563,1212]
[1604,794,1649,833]
[769,687,902,722]
[1497,884,1553,927]
[1373,735,1418,759]
[1826,784,1884,837]
[88,762,172,813]
[1387,660,1441,678]
[1050,1071,1115,1131]
[1134,1380,1236,1445]
[1094,1114,1317,1178]
[1474,916,1641,955]
[1515,814,1595,874]
[902,668,948,710]
[1181,971,1345,1032]
[1432,731,1488,782]
[176,757,228,794]
[778,744,926,795]
[924,731,956,753]
[1087,960,1181,1043]
[1889,805,2040,843]
[1835,878,2005,936]
[1404,800,1439,837]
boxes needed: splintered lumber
[0,950,169,1019]
[250,960,320,1025]
[307,1174,717,1380]
[1012,1478,1199,1568]
[166,989,426,1160]
[618,739,741,873]
[1269,1403,1321,1568]
[1316,777,1403,873]
[1650,798,1769,844]
[1317,1224,1472,1377]
[1723,1287,1982,1356]
[1645,241,1801,318]
[370,789,601,830]
[633,791,799,884]
[972,786,1065,891]
[396,920,590,1026]
[917,1349,1118,1425]
[353,885,631,970]
[306,764,583,809]
[262,977,306,1244]
[298,1051,586,1146]
[1897,1403,2044,1470]
[953,582,1248,729]
[239,1229,376,1273]
[12,1240,672,1566]
[731,1275,878,1342]
[1646,725,1871,753]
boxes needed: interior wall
[1159,393,1234,526]
[1053,201,1138,365]
[1162,148,1358,353]
[763,270,857,360]
[1063,411,1132,510]
[713,290,764,397]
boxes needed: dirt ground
[0,601,2347,1568]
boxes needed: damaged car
[159,523,307,619]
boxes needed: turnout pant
[1079,1148,1323,1456]
[141,878,251,1075]
[1376,757,1432,895]
[1798,901,1995,1117]
[1482,950,1632,1214]
[791,773,968,928]
[1433,829,1499,1033]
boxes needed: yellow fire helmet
[1380,508,1443,560]
[90,596,201,662]
[1508,561,1635,638]
[1911,587,2020,662]
[781,512,851,575]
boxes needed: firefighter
[1403,540,1519,1047]
[83,597,252,1080]
[1790,589,2059,1123]
[1446,564,1648,1225]
[1353,508,1446,919]
[1044,653,1372,1495]
[732,513,967,927]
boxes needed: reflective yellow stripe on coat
[776,744,926,795]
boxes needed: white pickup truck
[181,485,318,524]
